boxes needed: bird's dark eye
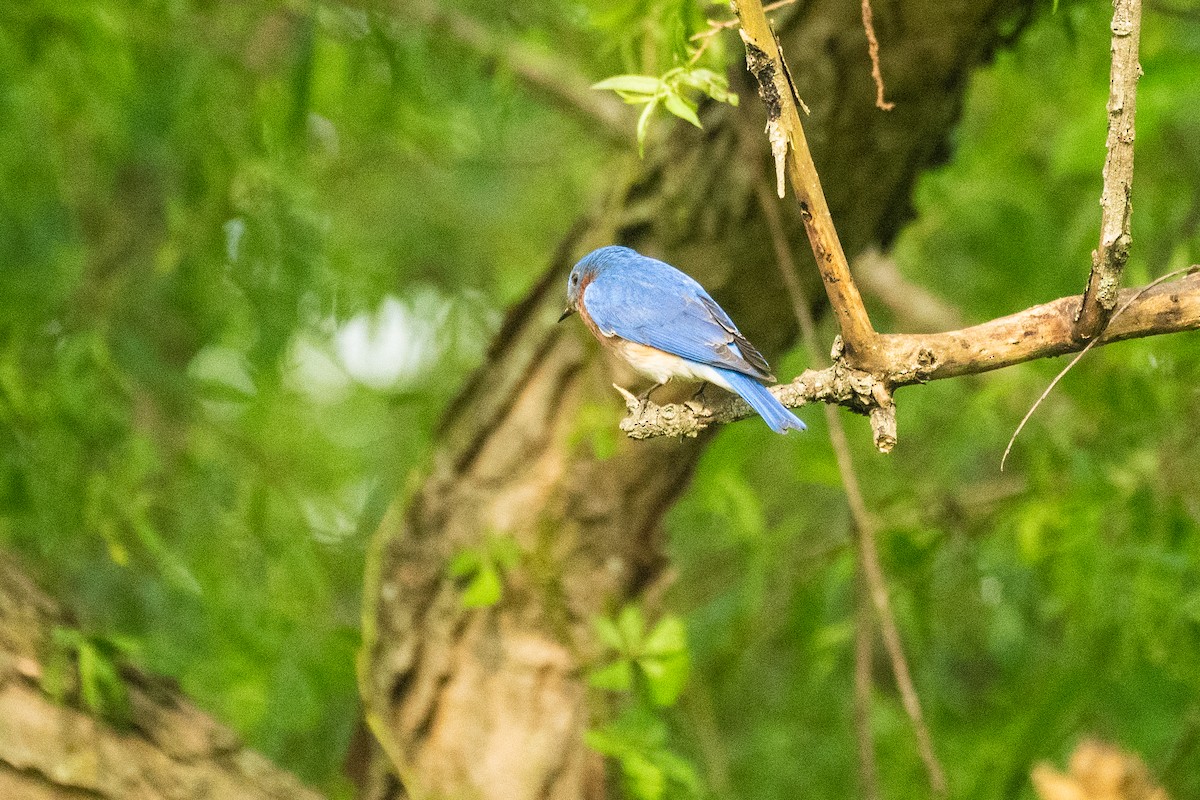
[570,274,579,285]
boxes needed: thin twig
[690,0,798,42]
[1075,0,1143,339]
[831,403,947,798]
[733,0,880,363]
[1002,265,1198,471]
[855,575,881,800]
[860,0,895,111]
[756,183,947,797]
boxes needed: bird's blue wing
[583,256,774,381]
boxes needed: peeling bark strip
[741,38,790,197]
[1075,0,1142,340]
[0,553,321,800]
[621,271,1200,445]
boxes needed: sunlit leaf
[617,604,646,649]
[460,562,503,608]
[594,615,626,651]
[588,658,635,692]
[641,615,686,657]
[623,752,665,800]
[592,74,664,99]
[638,651,689,706]
[663,91,701,128]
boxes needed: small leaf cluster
[589,604,690,705]
[586,605,698,800]
[594,68,738,155]
[43,626,138,727]
[447,534,521,609]
[586,706,701,800]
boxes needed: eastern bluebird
[559,245,806,434]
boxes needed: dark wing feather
[695,295,775,380]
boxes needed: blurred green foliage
[588,605,698,800]
[1,0,1199,798]
[0,0,604,787]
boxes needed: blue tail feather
[717,369,806,434]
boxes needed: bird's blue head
[559,245,637,322]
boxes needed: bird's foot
[638,382,665,403]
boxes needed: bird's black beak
[557,307,575,323]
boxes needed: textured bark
[0,553,322,800]
[362,1,1036,797]
[1074,0,1142,340]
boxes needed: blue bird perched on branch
[559,245,806,434]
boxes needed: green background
[1,0,1198,796]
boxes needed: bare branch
[860,0,895,111]
[878,269,1199,382]
[732,0,880,362]
[1075,0,1143,339]
[690,0,798,42]
[832,409,948,797]
[618,362,881,438]
[620,270,1200,442]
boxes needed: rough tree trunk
[362,1,1036,797]
[0,552,323,800]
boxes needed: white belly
[613,339,734,391]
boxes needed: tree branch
[0,552,323,800]
[732,0,880,362]
[878,269,1198,382]
[619,270,1200,444]
[1074,0,1143,340]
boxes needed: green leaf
[592,74,663,99]
[656,749,702,794]
[638,651,690,707]
[588,658,634,692]
[642,616,686,657]
[663,91,701,128]
[447,549,481,578]
[617,605,646,650]
[593,615,626,651]
[460,562,502,608]
[488,535,521,570]
[77,641,103,715]
[679,68,739,106]
[585,725,629,757]
[636,98,660,158]
[623,752,666,800]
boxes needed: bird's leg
[689,382,709,402]
[637,382,665,403]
